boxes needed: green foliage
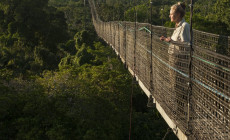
[74,30,95,49]
[65,40,77,54]
[34,46,58,70]
[0,26,176,139]
[0,0,69,75]
[0,82,122,139]
[58,40,77,55]
[215,0,230,30]
[52,0,93,36]
[131,111,177,140]
[160,5,169,20]
[0,68,13,82]
[96,0,176,24]
[125,4,149,23]
[58,54,75,70]
[0,0,180,139]
[95,0,230,36]
[75,45,94,66]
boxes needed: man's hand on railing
[160,36,171,42]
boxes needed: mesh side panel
[89,0,230,139]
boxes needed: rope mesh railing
[89,0,230,139]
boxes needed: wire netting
[90,0,230,139]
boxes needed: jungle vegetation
[0,0,179,139]
[96,0,230,36]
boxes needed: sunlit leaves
[215,0,230,29]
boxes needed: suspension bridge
[89,0,230,139]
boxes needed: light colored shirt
[171,18,190,43]
[168,19,190,54]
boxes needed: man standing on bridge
[160,2,191,120]
[160,2,190,45]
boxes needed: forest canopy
[95,0,230,36]
[0,0,178,139]
[1,0,228,139]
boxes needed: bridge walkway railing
[89,0,230,139]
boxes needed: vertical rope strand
[134,6,137,75]
[186,0,194,137]
[150,1,154,92]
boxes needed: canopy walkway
[89,0,230,139]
